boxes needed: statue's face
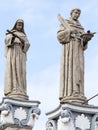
[71,10,80,20]
[16,22,23,31]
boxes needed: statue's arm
[22,36,30,53]
[5,34,13,47]
[57,25,71,44]
[4,34,13,57]
[82,31,95,50]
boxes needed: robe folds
[4,31,30,98]
[57,18,87,99]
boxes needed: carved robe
[4,31,30,99]
[57,18,88,100]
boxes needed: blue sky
[0,0,98,130]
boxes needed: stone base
[60,95,87,104]
[46,103,98,130]
[0,97,41,130]
[6,91,29,100]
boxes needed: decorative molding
[46,103,98,130]
[0,97,41,130]
[57,108,75,130]
[75,114,90,130]
[14,107,27,121]
[46,120,57,130]
[91,113,98,130]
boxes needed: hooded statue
[4,19,30,99]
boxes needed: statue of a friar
[57,8,95,103]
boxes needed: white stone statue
[4,19,30,99]
[57,8,94,103]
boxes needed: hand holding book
[81,30,96,42]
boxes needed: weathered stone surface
[4,19,30,100]
[57,8,94,103]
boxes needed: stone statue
[4,19,30,99]
[57,8,95,103]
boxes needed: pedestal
[0,97,41,130]
[46,103,98,130]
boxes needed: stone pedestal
[46,103,98,130]
[0,97,41,130]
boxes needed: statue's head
[11,19,25,34]
[70,8,81,20]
